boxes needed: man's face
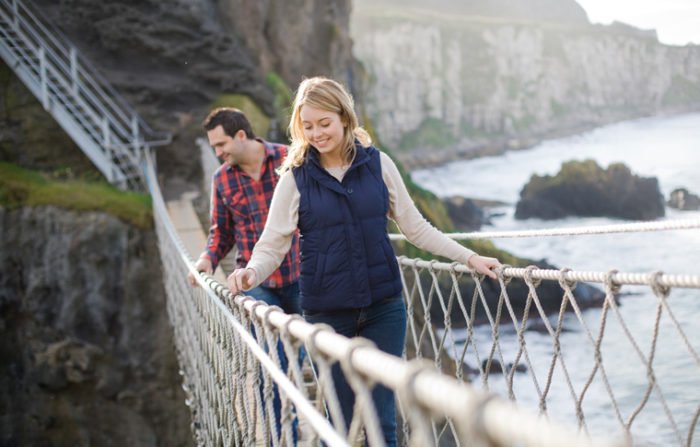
[207,125,242,165]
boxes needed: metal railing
[0,0,171,190]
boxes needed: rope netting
[399,258,700,446]
[146,154,625,446]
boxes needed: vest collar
[306,140,372,194]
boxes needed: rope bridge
[4,0,696,443]
[148,149,700,446]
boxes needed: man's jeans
[303,295,407,447]
[246,282,301,443]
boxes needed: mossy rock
[209,94,270,138]
[266,72,294,134]
[0,162,152,228]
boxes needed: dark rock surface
[0,206,190,447]
[515,159,665,221]
[30,0,355,188]
[668,187,700,211]
[443,196,487,231]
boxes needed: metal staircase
[0,0,170,191]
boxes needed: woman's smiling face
[300,104,346,159]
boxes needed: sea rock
[515,159,665,220]
[667,188,700,211]
[443,196,486,231]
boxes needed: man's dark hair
[202,107,256,139]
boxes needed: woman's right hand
[227,268,257,295]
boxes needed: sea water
[411,113,700,445]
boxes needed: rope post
[12,0,19,29]
[101,116,114,183]
[69,46,79,96]
[38,46,48,110]
[131,114,142,160]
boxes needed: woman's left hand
[467,255,502,279]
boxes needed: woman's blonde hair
[280,77,371,173]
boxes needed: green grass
[0,162,153,228]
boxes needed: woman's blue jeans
[304,295,407,447]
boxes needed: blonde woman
[229,76,500,445]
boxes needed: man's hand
[188,257,213,287]
[467,255,502,280]
[228,268,257,295]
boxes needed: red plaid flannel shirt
[204,140,299,288]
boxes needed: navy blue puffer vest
[292,144,403,311]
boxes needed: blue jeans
[246,282,302,315]
[304,295,407,447]
[246,282,301,444]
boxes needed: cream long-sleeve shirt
[245,151,475,288]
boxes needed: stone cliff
[0,206,190,446]
[351,1,700,167]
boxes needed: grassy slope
[0,162,153,229]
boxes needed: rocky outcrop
[515,160,665,220]
[351,1,700,168]
[668,187,700,211]
[443,196,486,231]
[0,206,190,446]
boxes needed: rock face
[218,1,354,90]
[351,1,700,168]
[668,188,700,211]
[30,0,355,185]
[515,160,665,220]
[0,206,191,446]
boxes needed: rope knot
[604,269,622,295]
[496,264,513,286]
[262,305,283,328]
[557,268,577,291]
[305,323,336,361]
[649,271,671,298]
[449,261,463,276]
[340,338,378,379]
[524,265,542,288]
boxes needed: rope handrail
[389,217,700,240]
[397,257,700,289]
[146,150,623,446]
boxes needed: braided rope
[389,217,700,240]
[398,258,700,289]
